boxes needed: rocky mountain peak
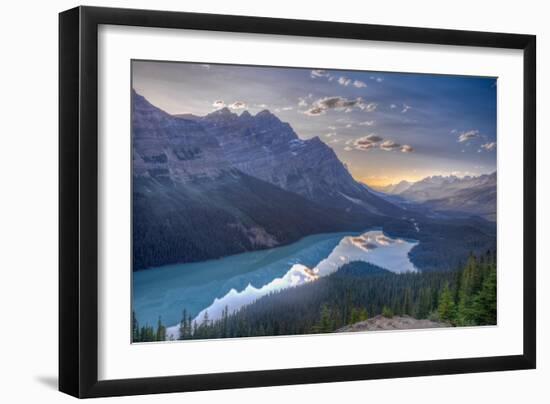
[255,109,279,121]
[239,110,252,119]
[206,106,236,117]
[132,92,402,218]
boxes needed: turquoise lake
[132,231,364,329]
[133,229,419,337]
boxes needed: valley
[131,89,497,342]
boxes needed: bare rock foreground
[336,315,451,332]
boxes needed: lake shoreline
[132,229,419,339]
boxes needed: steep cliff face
[132,91,230,182]
[197,106,401,216]
[133,90,401,216]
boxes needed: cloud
[304,106,325,116]
[310,69,329,78]
[481,142,496,151]
[281,106,293,111]
[390,104,397,109]
[304,96,377,116]
[379,140,402,151]
[458,130,479,143]
[304,96,360,115]
[298,98,308,107]
[355,141,378,151]
[347,133,414,153]
[363,134,383,143]
[401,104,412,113]
[359,102,378,112]
[338,77,352,86]
[212,100,225,108]
[325,132,337,138]
[370,76,383,82]
[320,96,354,109]
[353,134,383,151]
[229,101,247,110]
[310,70,368,89]
[359,121,374,126]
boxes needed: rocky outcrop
[336,315,450,332]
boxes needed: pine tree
[438,283,456,324]
[473,265,497,325]
[156,316,166,341]
[132,311,139,342]
[417,287,432,319]
[202,311,209,327]
[350,307,360,324]
[222,306,229,338]
[456,254,483,325]
[382,305,394,318]
[312,304,333,333]
[403,287,413,315]
[178,309,188,340]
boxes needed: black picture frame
[59,5,536,398]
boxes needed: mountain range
[132,90,496,272]
[373,173,496,221]
[132,90,403,270]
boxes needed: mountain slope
[133,171,366,270]
[420,177,497,221]
[131,91,396,269]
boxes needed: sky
[132,60,497,187]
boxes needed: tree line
[132,250,496,342]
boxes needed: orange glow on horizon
[356,174,426,188]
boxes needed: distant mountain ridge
[375,180,413,195]
[373,173,497,221]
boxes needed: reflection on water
[133,230,418,333]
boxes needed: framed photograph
[59,6,536,398]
